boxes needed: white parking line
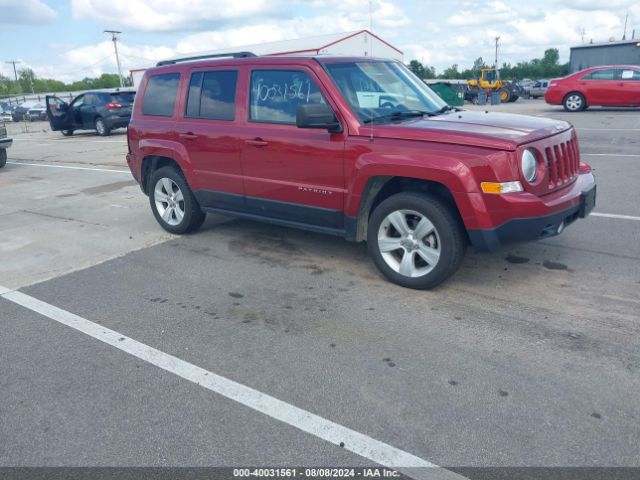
[577,128,640,132]
[582,153,640,157]
[0,286,464,480]
[592,212,640,221]
[7,161,130,174]
[12,138,125,144]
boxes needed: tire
[563,92,586,112]
[0,149,6,168]
[367,192,466,289]
[61,130,74,136]
[95,117,110,136]
[499,88,511,102]
[148,166,205,234]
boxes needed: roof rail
[156,51,257,67]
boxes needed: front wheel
[0,149,6,168]
[61,129,74,136]
[149,166,205,234]
[95,117,110,136]
[367,192,466,289]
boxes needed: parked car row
[2,101,47,122]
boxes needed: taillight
[106,102,122,110]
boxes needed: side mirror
[296,104,342,133]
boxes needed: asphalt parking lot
[1,100,639,478]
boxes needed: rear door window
[185,70,237,120]
[142,73,180,116]
[249,70,326,124]
[583,69,615,80]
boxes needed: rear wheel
[499,88,511,102]
[563,92,586,112]
[95,117,110,136]
[367,192,466,289]
[149,166,205,234]
[0,149,6,168]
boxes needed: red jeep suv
[126,53,596,289]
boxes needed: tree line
[0,68,131,98]
[408,48,569,80]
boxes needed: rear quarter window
[142,73,180,116]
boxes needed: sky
[0,0,639,83]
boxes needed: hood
[360,110,572,151]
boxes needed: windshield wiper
[363,110,433,124]
[432,105,461,115]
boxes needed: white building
[131,30,403,86]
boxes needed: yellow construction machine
[466,67,522,103]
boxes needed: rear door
[45,96,73,131]
[582,69,618,105]
[617,68,640,106]
[79,93,99,128]
[174,68,244,206]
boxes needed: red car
[545,65,640,111]
[126,53,596,289]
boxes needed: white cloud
[71,0,284,32]
[0,0,56,26]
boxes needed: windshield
[324,61,447,124]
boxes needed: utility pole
[104,30,124,88]
[494,36,500,68]
[5,60,21,81]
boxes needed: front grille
[544,137,579,189]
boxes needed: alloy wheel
[154,177,185,226]
[377,209,441,278]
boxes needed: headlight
[521,149,538,183]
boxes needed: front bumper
[468,180,596,252]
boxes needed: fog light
[481,181,524,194]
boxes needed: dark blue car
[46,90,135,136]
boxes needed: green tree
[408,60,426,78]
[440,64,460,79]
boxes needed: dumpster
[429,82,465,107]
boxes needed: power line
[104,30,124,88]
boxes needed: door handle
[245,138,269,147]
[179,132,198,140]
